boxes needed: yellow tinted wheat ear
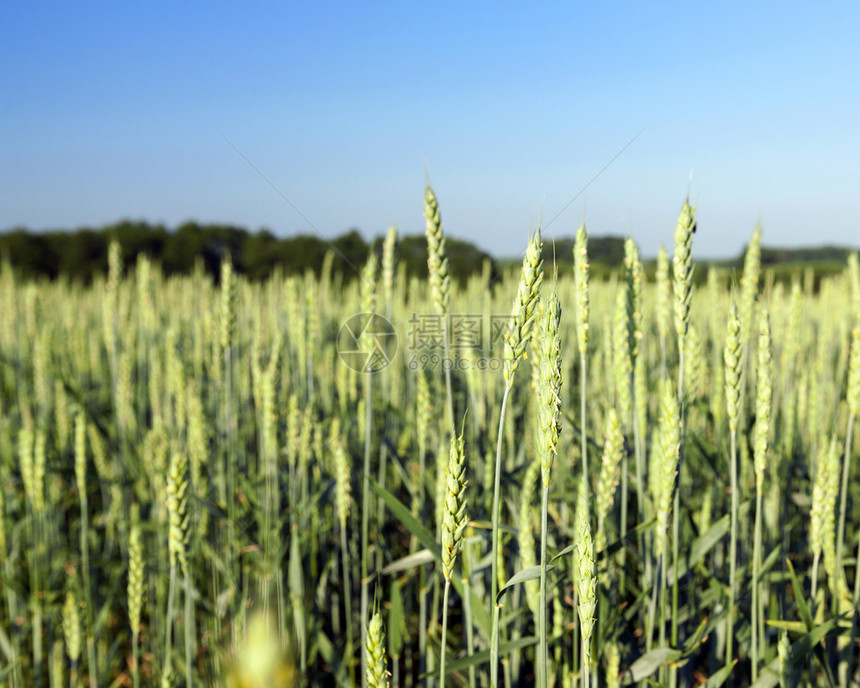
[739,225,762,351]
[654,380,680,560]
[220,254,237,352]
[365,608,390,688]
[753,312,772,488]
[62,573,81,667]
[74,410,86,498]
[684,324,704,401]
[32,428,46,513]
[595,408,624,554]
[840,320,860,575]
[848,320,860,417]
[424,186,450,317]
[672,199,695,373]
[724,302,742,435]
[423,185,456,438]
[0,466,5,555]
[330,416,354,680]
[573,225,589,358]
[382,225,397,309]
[128,503,144,688]
[50,640,63,688]
[18,422,39,512]
[624,238,643,362]
[331,419,351,530]
[724,298,742,664]
[811,437,840,600]
[605,641,621,688]
[574,224,591,487]
[360,250,378,317]
[656,246,671,371]
[751,310,772,679]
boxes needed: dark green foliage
[2,222,854,290]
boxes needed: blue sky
[2,2,858,259]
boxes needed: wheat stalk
[491,227,543,688]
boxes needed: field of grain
[1,191,859,688]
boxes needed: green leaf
[788,617,838,663]
[0,662,19,682]
[749,617,839,688]
[747,659,779,688]
[623,648,682,684]
[765,619,807,633]
[672,500,752,582]
[381,549,435,574]
[704,661,736,688]
[552,543,576,560]
[369,478,439,556]
[681,618,708,656]
[314,628,349,686]
[785,557,813,632]
[497,566,555,603]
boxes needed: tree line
[1,219,851,287]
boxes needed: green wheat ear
[576,488,596,665]
[128,504,145,634]
[517,458,541,615]
[724,300,742,435]
[653,380,680,559]
[62,570,81,665]
[504,228,543,384]
[166,450,189,577]
[537,290,562,488]
[441,430,468,582]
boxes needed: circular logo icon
[337,312,398,373]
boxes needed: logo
[337,313,398,373]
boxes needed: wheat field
[1,194,859,688]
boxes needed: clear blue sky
[2,1,858,259]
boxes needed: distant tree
[59,229,107,283]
